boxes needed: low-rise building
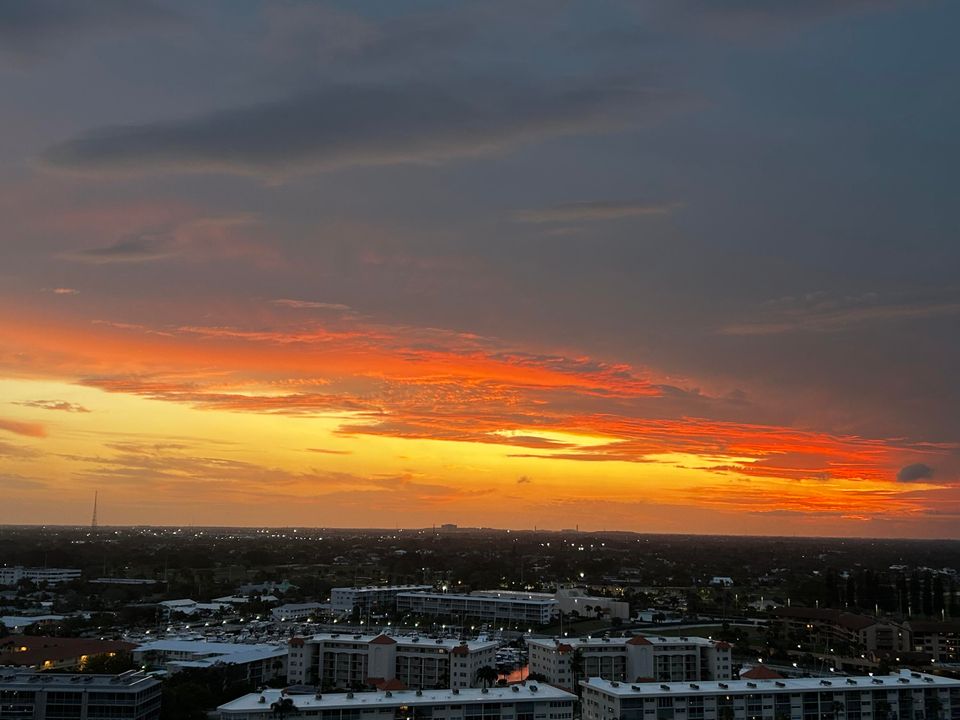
[218,682,576,720]
[906,621,960,662]
[396,592,557,626]
[272,603,330,622]
[0,567,81,586]
[581,670,960,720]
[133,640,287,684]
[770,607,910,654]
[555,588,630,621]
[0,669,161,719]
[287,633,499,690]
[0,636,134,671]
[331,585,433,614]
[527,635,732,691]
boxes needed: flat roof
[134,639,284,655]
[398,592,558,606]
[333,585,433,592]
[304,634,498,651]
[220,684,575,713]
[529,635,717,649]
[581,671,960,698]
[0,670,159,690]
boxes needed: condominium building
[0,669,161,719]
[331,586,433,614]
[527,635,732,691]
[580,670,960,720]
[219,682,576,720]
[288,634,499,690]
[770,608,910,654]
[0,567,81,586]
[906,621,960,662]
[272,603,330,622]
[459,589,628,621]
[396,592,558,626]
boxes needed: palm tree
[571,648,585,696]
[476,665,499,689]
[271,697,297,718]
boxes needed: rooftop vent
[820,681,832,687]
[417,690,423,696]
[746,683,757,689]
[258,696,266,704]
[846,680,857,685]
[530,685,539,692]
[872,679,883,685]
[385,691,392,697]
[775,682,786,688]
[482,688,489,694]
[452,688,459,695]
[661,685,670,691]
[347,693,354,699]
[512,686,520,693]
[718,683,728,689]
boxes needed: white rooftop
[529,634,719,648]
[401,591,557,606]
[582,670,960,697]
[135,639,285,656]
[304,633,498,650]
[220,684,575,713]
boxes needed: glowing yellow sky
[0,308,953,536]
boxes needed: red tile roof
[367,677,407,690]
[626,635,652,645]
[369,634,397,645]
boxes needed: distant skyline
[2,1,959,537]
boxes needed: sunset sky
[2,0,959,536]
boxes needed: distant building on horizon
[396,591,558,626]
[331,585,434,615]
[0,567,81,586]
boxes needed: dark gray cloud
[897,463,935,483]
[13,400,90,413]
[59,235,177,264]
[0,0,178,63]
[654,0,902,36]
[271,299,352,311]
[719,294,960,336]
[513,201,681,224]
[41,81,667,176]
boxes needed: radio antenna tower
[91,491,98,530]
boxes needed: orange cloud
[0,418,47,438]
[1,304,956,531]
